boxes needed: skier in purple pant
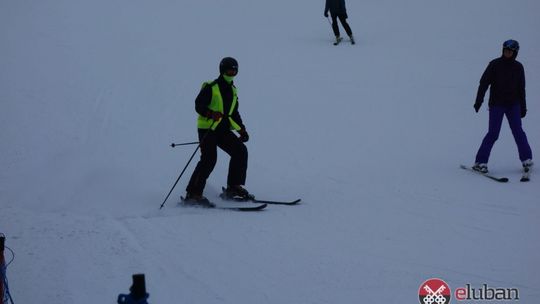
[473,39,533,173]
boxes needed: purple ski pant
[475,104,532,164]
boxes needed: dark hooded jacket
[475,49,526,111]
[325,0,347,15]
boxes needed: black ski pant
[186,129,248,196]
[331,13,353,37]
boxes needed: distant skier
[324,0,355,45]
[472,39,533,173]
[184,57,252,206]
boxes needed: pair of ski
[460,164,530,183]
[333,37,355,46]
[180,188,301,211]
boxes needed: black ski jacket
[325,0,347,15]
[195,75,245,132]
[475,56,526,111]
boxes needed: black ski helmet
[502,39,519,59]
[503,39,519,52]
[219,57,238,75]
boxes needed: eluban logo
[454,284,519,301]
[419,278,520,303]
[419,278,451,304]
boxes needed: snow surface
[1,0,539,303]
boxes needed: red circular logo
[419,278,451,304]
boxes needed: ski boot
[472,163,488,174]
[522,159,533,171]
[222,185,255,201]
[333,36,343,45]
[521,159,533,182]
[349,35,355,45]
[183,193,215,208]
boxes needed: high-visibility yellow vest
[197,81,242,131]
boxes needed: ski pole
[159,121,216,209]
[326,15,332,26]
[326,16,334,38]
[171,141,199,148]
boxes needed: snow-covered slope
[1,0,539,303]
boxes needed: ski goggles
[503,39,519,51]
[224,67,238,76]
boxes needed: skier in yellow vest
[185,57,251,205]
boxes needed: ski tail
[180,196,266,211]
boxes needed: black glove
[324,11,329,17]
[344,12,348,19]
[521,108,527,118]
[206,110,223,121]
[474,103,481,113]
[238,129,249,143]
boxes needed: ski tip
[252,198,301,205]
[290,199,302,204]
[460,164,509,182]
